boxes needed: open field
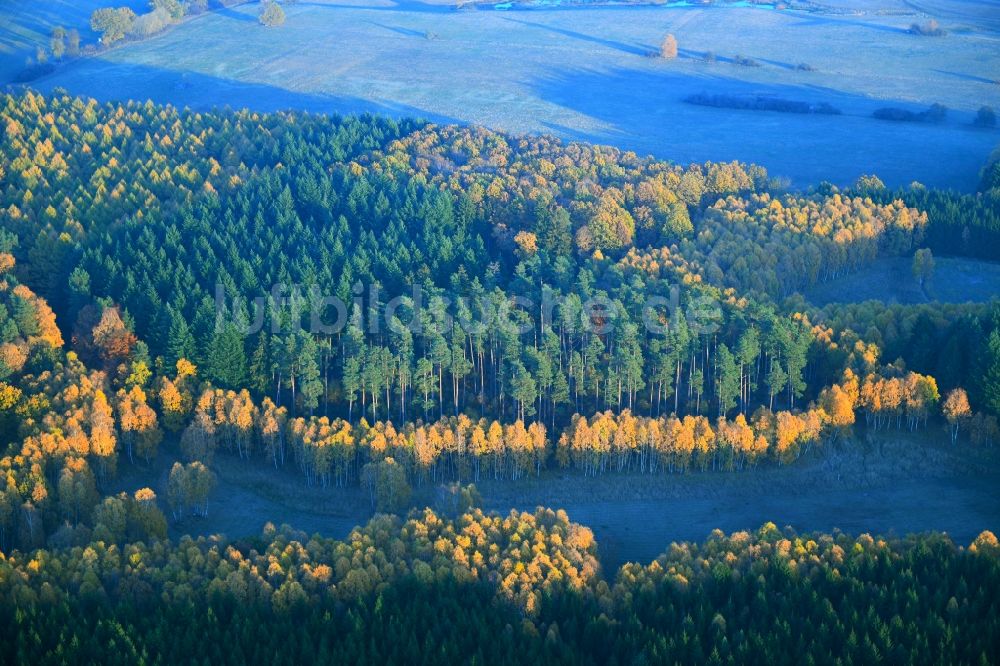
[805,255,1000,305]
[113,451,367,541]
[480,430,1000,569]
[494,475,1000,571]
[113,429,1000,570]
[12,0,1000,189]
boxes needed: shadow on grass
[214,6,259,23]
[27,58,460,124]
[368,20,429,37]
[292,0,457,13]
[502,17,653,56]
[931,69,997,85]
[788,15,911,35]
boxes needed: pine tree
[166,309,196,369]
[343,312,365,421]
[767,361,786,411]
[510,362,537,421]
[249,332,272,396]
[207,322,249,390]
[391,323,414,422]
[298,333,323,415]
[671,309,690,415]
[981,329,1000,417]
[736,327,760,413]
[415,357,435,421]
[449,326,472,416]
[715,344,740,418]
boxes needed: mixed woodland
[0,90,999,661]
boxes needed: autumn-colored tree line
[0,90,998,560]
[170,379,550,487]
[0,89,998,662]
[1,506,600,618]
[0,513,998,664]
[157,359,987,491]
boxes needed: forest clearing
[117,428,1000,571]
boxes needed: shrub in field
[685,93,841,115]
[660,34,678,59]
[733,54,761,67]
[151,0,187,20]
[874,107,919,122]
[260,1,286,26]
[909,19,946,36]
[974,106,997,129]
[923,103,948,123]
[873,103,947,123]
[129,8,173,39]
[90,7,137,45]
[66,29,81,56]
[50,27,66,60]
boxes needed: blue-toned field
[8,0,1000,189]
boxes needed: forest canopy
[1,515,998,664]
[0,90,998,663]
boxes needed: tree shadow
[678,48,735,64]
[213,6,259,23]
[368,21,428,37]
[931,69,997,85]
[502,17,653,57]
[755,57,797,70]
[787,15,911,35]
[291,0,457,14]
